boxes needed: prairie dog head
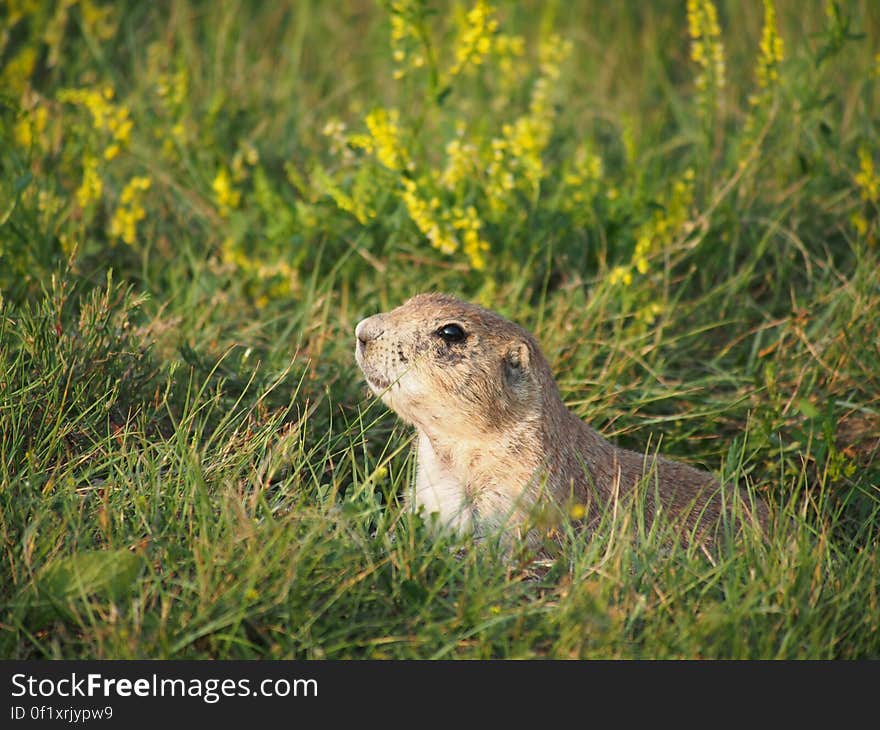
[355,293,549,435]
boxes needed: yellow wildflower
[75,154,103,209]
[1,46,37,97]
[630,168,695,280]
[390,10,410,44]
[746,0,785,108]
[537,33,572,82]
[400,180,489,268]
[755,0,785,91]
[687,0,726,115]
[244,588,260,602]
[401,179,455,254]
[850,212,869,237]
[853,145,879,245]
[58,85,133,159]
[387,1,430,80]
[608,265,633,287]
[484,33,570,215]
[493,33,527,94]
[12,105,48,151]
[79,0,118,40]
[855,146,879,203]
[440,137,478,190]
[494,33,524,58]
[110,176,151,245]
[232,141,259,182]
[212,166,241,217]
[452,205,490,270]
[6,0,41,27]
[636,302,664,325]
[449,0,498,78]
[363,108,408,171]
[156,68,188,110]
[13,118,32,149]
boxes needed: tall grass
[1,0,878,658]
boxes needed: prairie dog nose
[356,315,385,344]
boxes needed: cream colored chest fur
[413,434,475,533]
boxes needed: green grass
[1,0,879,659]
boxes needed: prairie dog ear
[502,340,531,391]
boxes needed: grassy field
[1,0,879,659]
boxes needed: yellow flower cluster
[157,69,190,157]
[58,86,133,161]
[610,169,695,288]
[537,33,570,83]
[453,205,490,270]
[635,169,695,273]
[739,0,786,160]
[492,33,526,95]
[5,0,42,27]
[400,180,490,269]
[13,104,49,152]
[755,0,785,92]
[854,146,879,203]
[608,266,633,287]
[212,167,241,217]
[484,35,571,214]
[449,0,498,78]
[852,146,879,243]
[5,1,117,96]
[359,108,409,171]
[75,154,103,209]
[400,179,452,253]
[109,176,151,245]
[231,141,260,182]
[320,3,569,271]
[329,108,409,223]
[389,6,413,44]
[387,0,431,81]
[687,0,726,112]
[636,302,664,326]
[146,43,191,159]
[155,67,188,110]
[1,46,37,97]
[78,0,118,41]
[490,117,545,204]
[440,133,479,190]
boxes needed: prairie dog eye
[436,323,466,343]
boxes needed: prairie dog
[355,293,766,547]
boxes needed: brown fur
[355,293,767,548]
